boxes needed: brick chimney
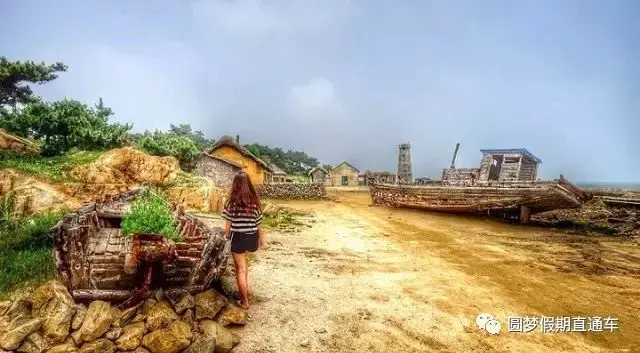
[236,135,240,143]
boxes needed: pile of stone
[0,281,246,353]
[257,183,326,200]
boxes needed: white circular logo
[485,319,501,335]
[476,313,494,330]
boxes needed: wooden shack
[52,188,229,302]
[203,135,272,185]
[308,166,329,185]
[270,164,288,183]
[193,153,243,187]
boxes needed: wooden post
[520,206,531,224]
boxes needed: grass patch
[261,204,310,232]
[165,171,207,188]
[0,149,104,182]
[0,204,61,299]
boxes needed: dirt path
[207,190,640,353]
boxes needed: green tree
[133,130,200,163]
[168,123,214,151]
[0,98,131,156]
[0,57,67,107]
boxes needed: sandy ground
[204,190,640,353]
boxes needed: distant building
[397,143,412,184]
[193,153,243,187]
[197,135,272,186]
[270,164,288,183]
[361,170,396,185]
[330,162,359,187]
[308,166,329,184]
[442,148,542,186]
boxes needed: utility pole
[450,142,460,169]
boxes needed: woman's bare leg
[232,252,250,309]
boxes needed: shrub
[132,130,200,164]
[121,192,180,241]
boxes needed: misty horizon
[2,0,638,182]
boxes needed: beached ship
[52,187,229,303]
[370,147,591,222]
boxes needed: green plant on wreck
[121,192,180,241]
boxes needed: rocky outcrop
[257,182,326,200]
[0,128,39,155]
[69,147,180,185]
[0,281,244,352]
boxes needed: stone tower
[397,143,412,184]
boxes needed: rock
[16,331,49,353]
[215,304,247,326]
[0,317,42,351]
[300,339,310,347]
[194,290,227,320]
[164,289,194,315]
[153,288,165,302]
[3,298,32,323]
[104,327,122,340]
[74,301,113,344]
[145,301,178,331]
[182,334,215,353]
[181,309,197,333]
[70,304,87,331]
[134,347,151,353]
[115,322,145,351]
[119,304,141,327]
[45,341,78,353]
[0,301,10,316]
[130,314,146,324]
[314,327,327,334]
[78,339,115,353]
[109,307,123,327]
[199,320,235,353]
[142,321,192,353]
[139,299,157,316]
[29,281,76,344]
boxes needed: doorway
[488,156,503,181]
[341,176,349,186]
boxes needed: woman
[221,172,266,309]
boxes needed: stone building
[397,143,412,184]
[308,166,329,184]
[270,164,288,183]
[329,162,359,187]
[193,153,242,187]
[361,170,396,185]
[199,135,272,185]
[442,148,542,186]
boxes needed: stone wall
[442,168,481,186]
[193,154,241,188]
[256,182,326,199]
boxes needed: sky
[1,0,638,182]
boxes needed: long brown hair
[226,172,261,211]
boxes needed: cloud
[191,0,356,38]
[286,77,344,121]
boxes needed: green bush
[0,149,104,182]
[0,211,61,298]
[132,130,200,164]
[121,193,180,241]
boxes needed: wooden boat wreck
[371,147,592,222]
[52,187,229,303]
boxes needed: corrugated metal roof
[479,148,542,163]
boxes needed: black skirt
[230,231,259,253]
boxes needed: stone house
[270,164,288,183]
[198,135,273,186]
[193,153,242,187]
[308,166,329,184]
[442,148,542,186]
[330,162,359,187]
[361,170,396,185]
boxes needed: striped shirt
[222,204,264,233]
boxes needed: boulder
[145,301,178,331]
[194,290,227,320]
[215,304,247,326]
[45,341,78,353]
[104,327,122,340]
[135,347,151,353]
[164,289,194,315]
[115,322,145,351]
[119,303,142,327]
[16,331,49,353]
[29,281,76,344]
[142,321,192,353]
[73,301,113,344]
[0,317,42,351]
[181,309,197,333]
[198,320,236,353]
[78,339,115,353]
[139,299,157,316]
[182,333,215,353]
[70,304,87,331]
[109,306,123,327]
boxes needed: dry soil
[204,189,640,353]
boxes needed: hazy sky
[1,0,638,182]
